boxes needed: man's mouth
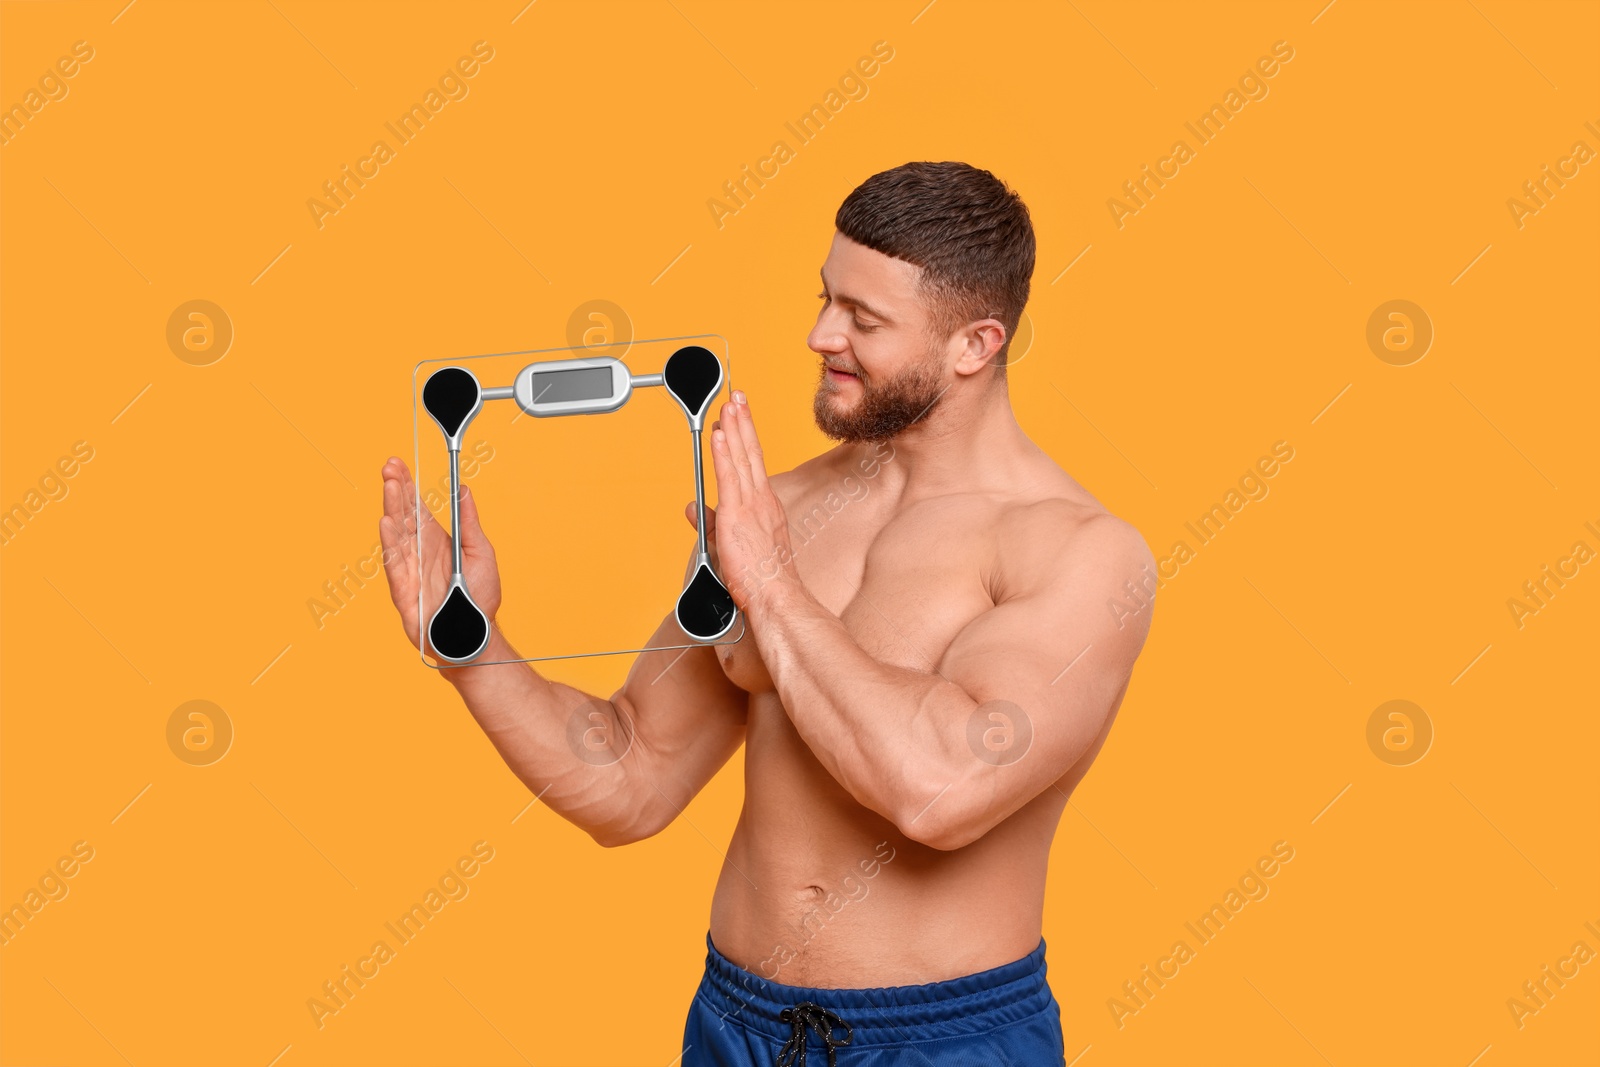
[824,363,861,384]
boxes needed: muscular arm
[748,516,1152,850]
[707,398,1154,851]
[378,457,747,848]
[440,610,746,847]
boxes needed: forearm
[747,579,977,833]
[438,627,641,843]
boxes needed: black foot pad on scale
[664,345,722,422]
[430,585,490,662]
[423,367,482,439]
[676,563,737,641]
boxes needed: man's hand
[378,456,503,655]
[705,390,798,612]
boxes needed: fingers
[378,464,420,644]
[382,454,453,554]
[378,513,411,575]
[382,457,412,527]
[684,500,717,533]
[380,463,416,571]
[456,482,495,559]
[381,457,453,598]
[718,399,755,495]
[728,390,768,490]
[383,457,431,543]
[710,418,743,509]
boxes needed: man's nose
[807,316,847,356]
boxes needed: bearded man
[379,161,1155,1066]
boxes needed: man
[379,161,1155,1065]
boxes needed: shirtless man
[379,161,1155,1066]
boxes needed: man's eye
[817,290,875,330]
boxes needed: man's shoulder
[1007,493,1147,552]
[994,478,1154,594]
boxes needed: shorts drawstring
[775,1001,853,1066]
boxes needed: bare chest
[716,496,997,691]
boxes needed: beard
[812,349,948,443]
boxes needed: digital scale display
[512,357,630,416]
[532,366,613,403]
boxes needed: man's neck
[847,379,1029,498]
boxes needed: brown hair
[835,161,1035,373]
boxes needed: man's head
[809,161,1035,442]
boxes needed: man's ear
[952,318,1008,378]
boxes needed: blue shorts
[681,931,1065,1066]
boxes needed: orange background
[2,1,1596,1065]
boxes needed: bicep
[937,519,1154,796]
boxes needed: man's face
[807,232,950,442]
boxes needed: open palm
[378,456,503,656]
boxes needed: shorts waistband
[695,931,1054,1045]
